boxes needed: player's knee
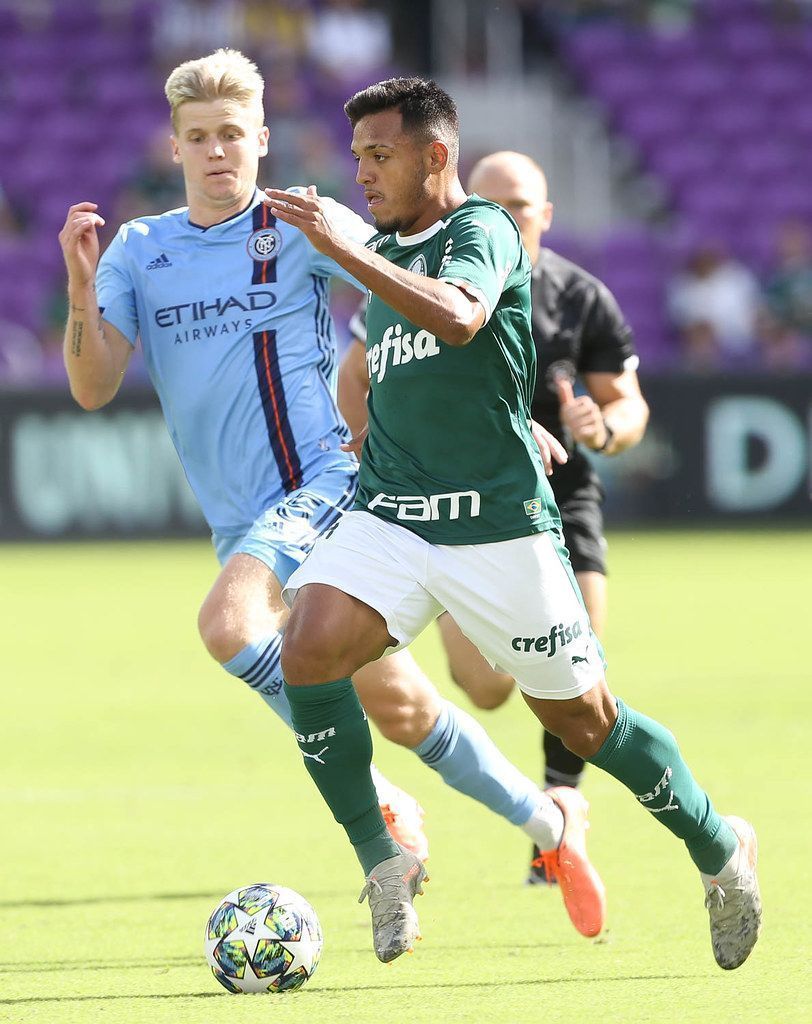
[197,600,245,665]
[542,687,617,760]
[551,722,603,761]
[371,705,421,747]
[466,680,513,710]
[448,665,513,710]
[369,696,437,748]
[280,621,340,685]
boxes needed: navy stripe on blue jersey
[251,204,278,285]
[311,275,332,376]
[311,274,349,440]
[253,328,303,494]
[298,478,357,557]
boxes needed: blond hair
[164,48,264,129]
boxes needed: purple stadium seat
[81,31,152,70]
[563,23,636,72]
[644,29,705,69]
[746,60,807,103]
[1,33,58,70]
[95,68,156,111]
[540,232,598,275]
[694,95,769,143]
[731,138,798,182]
[647,140,723,199]
[0,6,20,38]
[591,61,653,105]
[715,20,774,63]
[760,182,812,222]
[729,223,783,275]
[703,0,766,24]
[658,60,734,102]
[615,99,690,154]
[5,155,54,205]
[0,277,49,332]
[50,3,101,36]
[681,179,750,220]
[600,225,665,268]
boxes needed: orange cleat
[371,766,429,862]
[531,786,606,938]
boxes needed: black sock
[543,729,585,789]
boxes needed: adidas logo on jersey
[146,253,172,270]
[366,324,440,383]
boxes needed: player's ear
[541,200,554,233]
[170,136,182,164]
[258,125,270,158]
[427,140,449,174]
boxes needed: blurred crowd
[1,0,811,385]
[668,225,812,372]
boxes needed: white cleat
[701,815,762,970]
[358,845,427,963]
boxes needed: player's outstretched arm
[264,188,484,346]
[59,203,132,411]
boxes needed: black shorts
[558,486,606,576]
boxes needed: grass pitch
[1,531,809,1024]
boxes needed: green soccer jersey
[357,194,560,544]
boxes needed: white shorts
[283,510,604,701]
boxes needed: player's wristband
[596,419,615,453]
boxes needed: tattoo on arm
[71,320,84,357]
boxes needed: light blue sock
[222,633,292,727]
[414,700,540,826]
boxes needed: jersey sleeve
[305,195,375,291]
[96,227,138,346]
[437,205,524,324]
[578,280,639,374]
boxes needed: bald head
[468,150,553,264]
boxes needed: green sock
[284,678,399,875]
[588,698,737,874]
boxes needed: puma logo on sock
[302,746,329,765]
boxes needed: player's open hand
[530,419,567,476]
[59,202,105,288]
[555,378,608,451]
[263,186,343,256]
[340,424,368,461]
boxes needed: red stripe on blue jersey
[253,328,303,494]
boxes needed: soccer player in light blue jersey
[58,49,591,902]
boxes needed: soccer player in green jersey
[264,78,761,969]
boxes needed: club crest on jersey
[407,254,428,276]
[247,227,282,262]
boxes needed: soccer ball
[204,883,323,994]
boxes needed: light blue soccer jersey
[96,190,370,536]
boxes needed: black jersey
[530,248,638,502]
